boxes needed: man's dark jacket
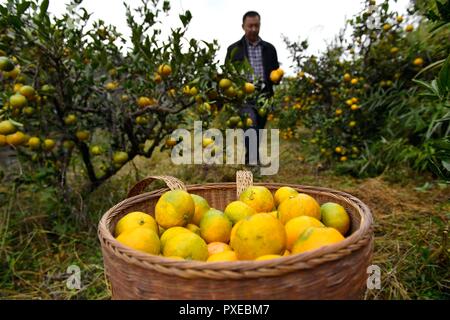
[225,36,279,96]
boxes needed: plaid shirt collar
[245,36,262,48]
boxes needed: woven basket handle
[236,170,253,198]
[127,175,187,198]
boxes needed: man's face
[242,15,260,43]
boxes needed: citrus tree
[0,0,270,197]
[276,0,450,179]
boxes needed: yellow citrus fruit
[113,151,128,164]
[0,135,6,147]
[9,94,27,108]
[267,211,278,219]
[255,254,282,261]
[153,73,162,83]
[278,193,321,225]
[155,190,195,229]
[413,57,424,66]
[163,232,208,261]
[160,226,192,251]
[13,83,23,93]
[351,78,359,85]
[90,145,102,156]
[18,85,35,99]
[224,200,256,225]
[219,78,232,90]
[274,186,299,207]
[199,209,232,244]
[270,68,283,83]
[285,216,324,251]
[189,86,198,96]
[105,81,118,91]
[405,24,414,32]
[137,96,152,108]
[0,120,17,135]
[64,114,77,125]
[243,82,255,94]
[207,242,232,257]
[165,137,177,147]
[42,139,56,151]
[75,130,90,141]
[186,223,201,235]
[114,211,158,237]
[190,194,210,225]
[343,73,351,82]
[320,202,351,236]
[0,56,15,72]
[291,227,344,254]
[116,227,160,255]
[28,137,40,150]
[202,137,214,148]
[229,220,243,248]
[207,250,237,262]
[239,186,275,213]
[6,131,27,146]
[231,213,286,260]
[157,64,172,77]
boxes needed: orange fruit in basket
[274,186,298,207]
[190,194,210,225]
[186,223,201,235]
[155,190,195,229]
[116,227,160,255]
[291,227,344,254]
[268,211,278,219]
[207,242,232,256]
[207,250,238,262]
[231,213,286,260]
[285,216,324,251]
[278,193,321,225]
[255,254,282,261]
[229,220,243,247]
[239,186,275,213]
[163,232,208,261]
[320,202,351,236]
[160,226,192,251]
[224,200,256,225]
[114,211,158,237]
[200,209,232,244]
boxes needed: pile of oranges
[114,186,351,262]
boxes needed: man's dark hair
[242,11,260,24]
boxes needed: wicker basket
[98,171,374,300]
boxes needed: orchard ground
[0,133,448,300]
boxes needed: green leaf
[39,0,49,17]
[179,10,192,28]
[442,160,450,172]
[162,0,170,12]
[17,1,31,15]
[8,119,24,128]
[7,16,22,28]
[438,53,450,94]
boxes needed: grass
[0,138,448,300]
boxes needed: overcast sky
[47,0,411,75]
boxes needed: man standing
[225,11,281,167]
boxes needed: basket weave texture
[98,171,374,300]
